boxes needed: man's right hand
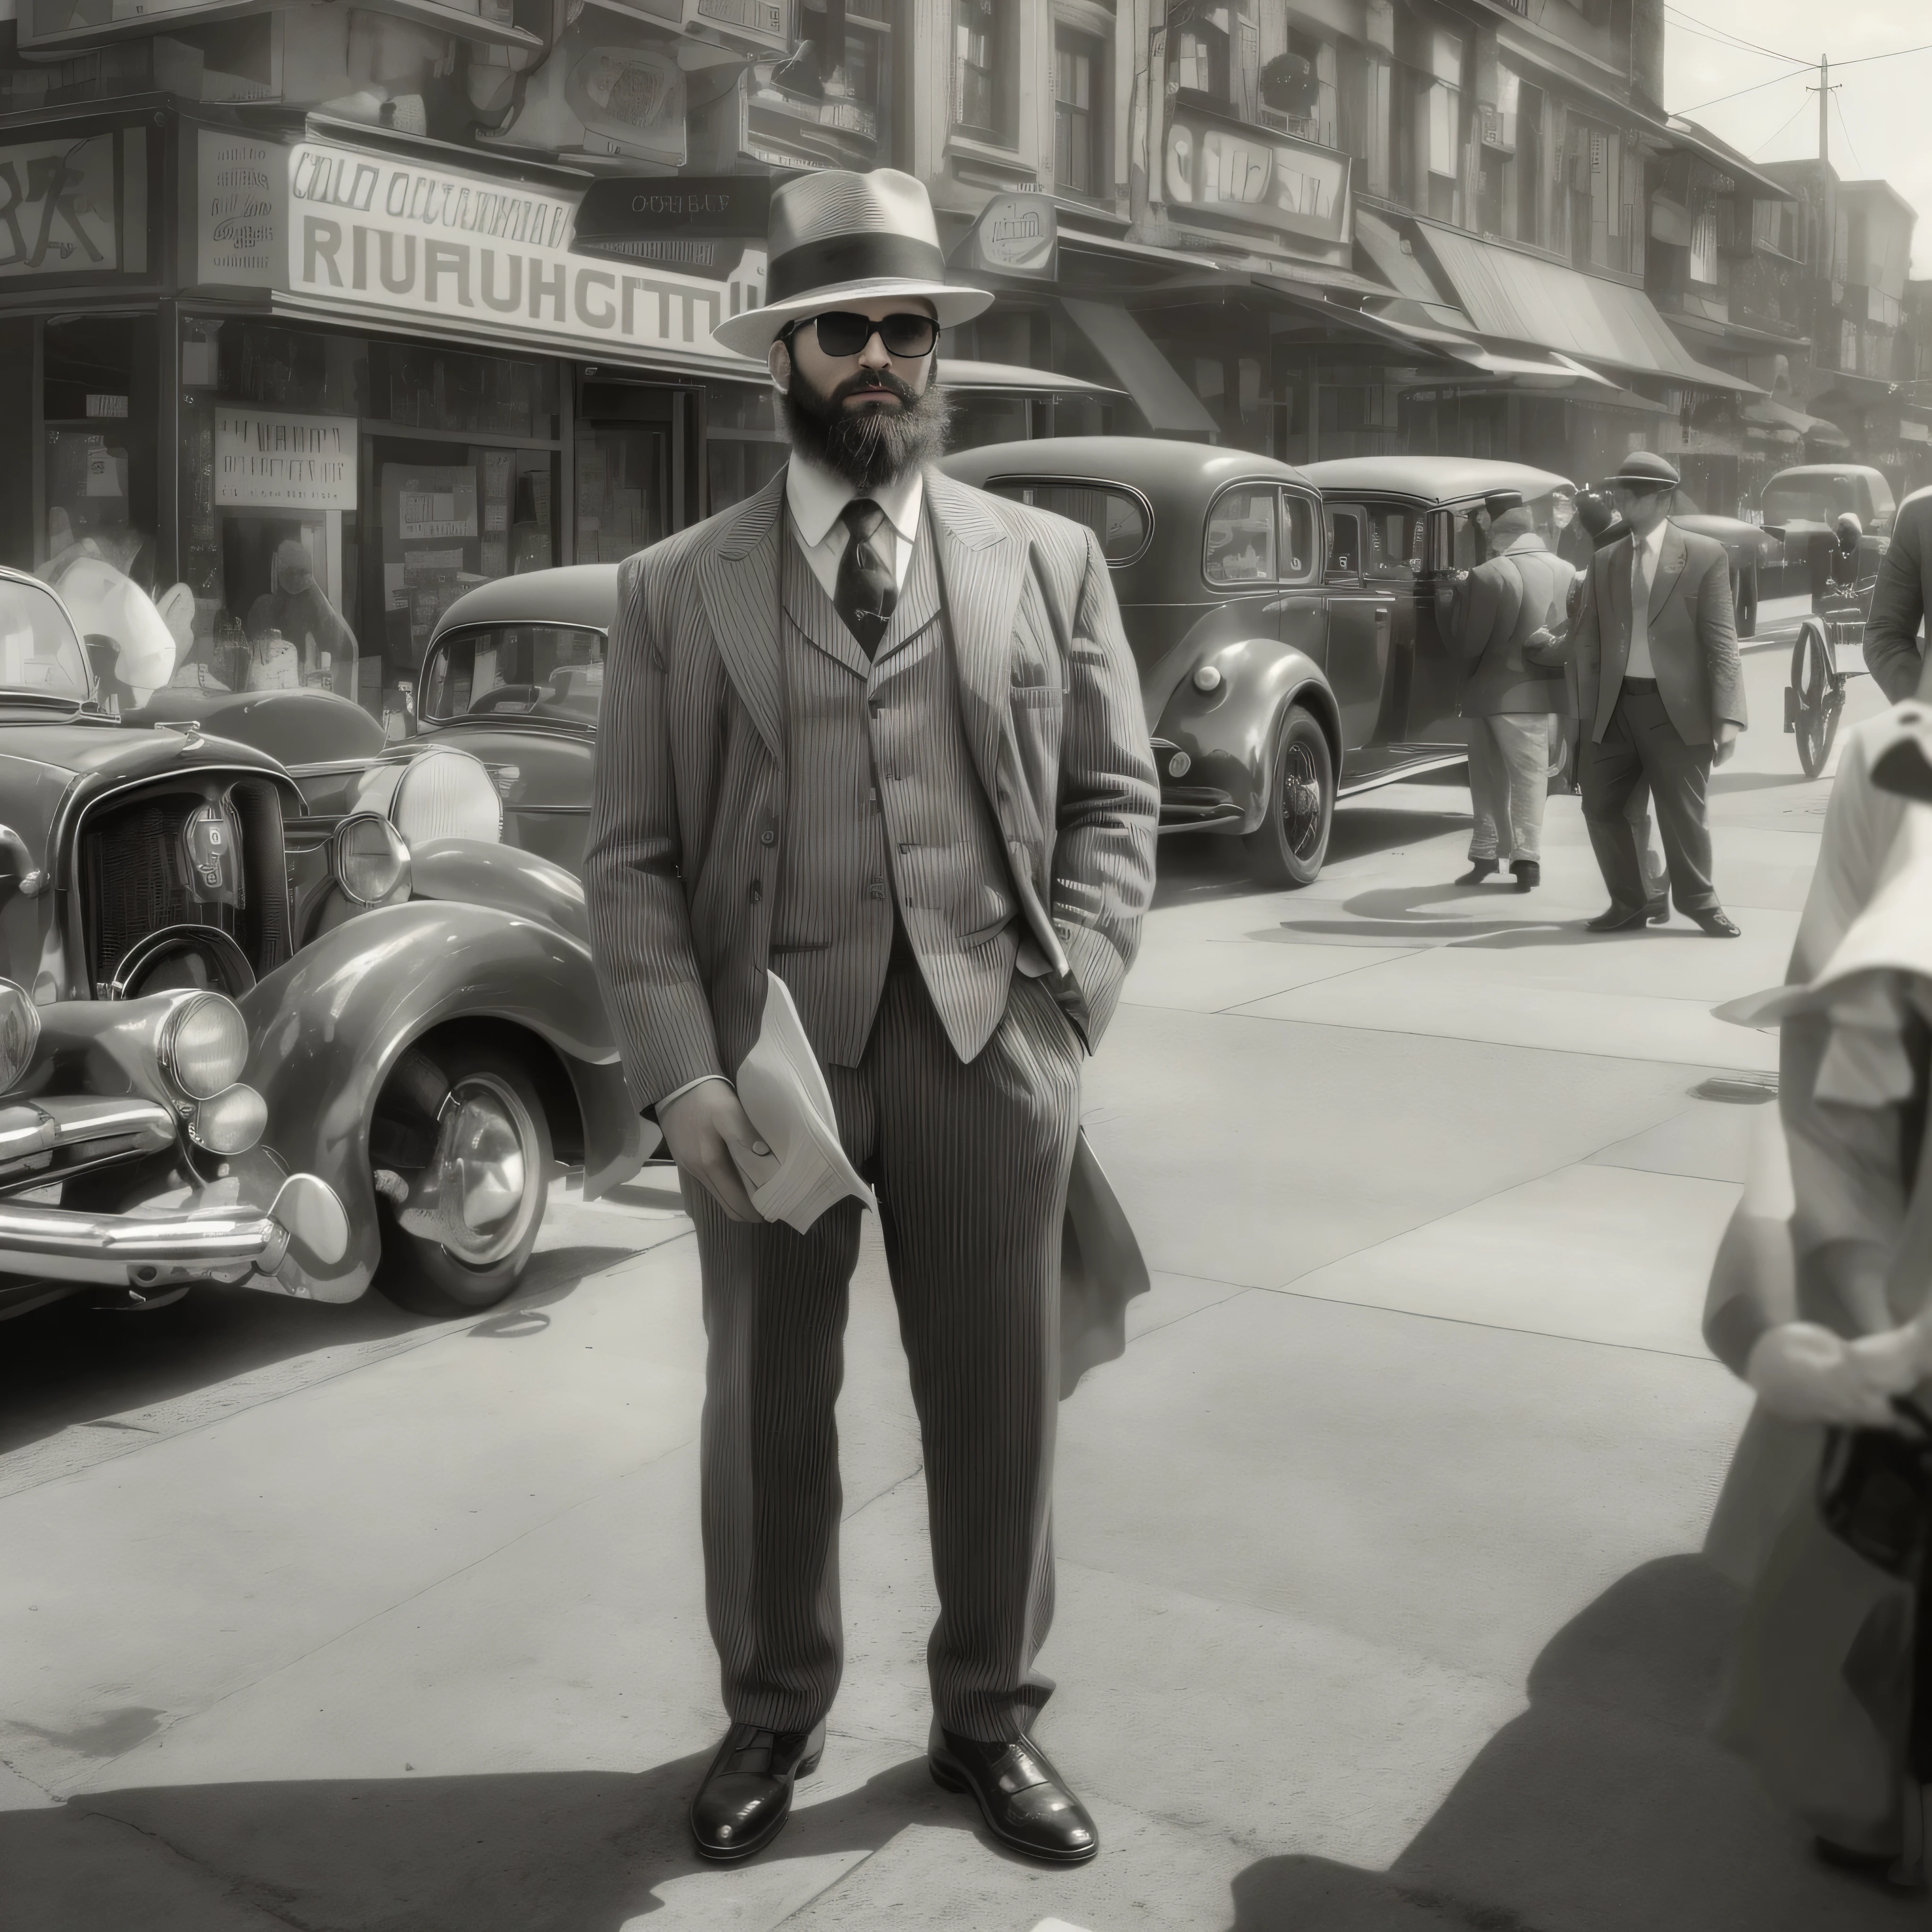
[1745,1320,1919,1428]
[658,1080,767,1223]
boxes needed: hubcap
[393,1072,541,1268]
[1281,743,1325,859]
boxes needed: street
[0,600,1914,1932]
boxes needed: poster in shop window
[0,130,142,279]
[381,463,484,658]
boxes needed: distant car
[1755,463,1898,605]
[941,443,1583,884]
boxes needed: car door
[1320,502,1399,762]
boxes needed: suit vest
[774,509,1021,1067]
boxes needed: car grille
[83,797,242,988]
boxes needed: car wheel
[1735,562,1758,640]
[1243,705,1333,887]
[373,1043,552,1316]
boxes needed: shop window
[42,314,159,593]
[1688,200,1719,285]
[706,383,787,515]
[1055,28,1106,198]
[953,0,1013,143]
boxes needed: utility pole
[1809,54,1835,169]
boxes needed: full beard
[781,363,952,491]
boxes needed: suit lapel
[1648,524,1687,623]
[1606,538,1631,669]
[926,467,1026,808]
[694,468,788,766]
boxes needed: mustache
[782,363,951,491]
[834,369,918,405]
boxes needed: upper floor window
[1426,32,1463,222]
[1056,28,1107,197]
[953,0,1013,143]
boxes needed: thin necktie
[835,499,897,658]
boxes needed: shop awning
[1059,299,1221,436]
[943,359,1122,397]
[1353,209,1472,332]
[1415,226,1765,397]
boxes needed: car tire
[374,1042,552,1316]
[1735,562,1758,640]
[1243,705,1333,888]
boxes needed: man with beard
[583,169,1158,1869]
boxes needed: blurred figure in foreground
[1861,484,1930,704]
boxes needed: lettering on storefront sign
[197,130,286,287]
[1162,107,1350,246]
[950,192,1058,282]
[215,408,357,511]
[286,142,755,360]
[0,130,141,279]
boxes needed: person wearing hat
[1567,449,1746,936]
[583,168,1158,1870]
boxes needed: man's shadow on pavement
[1229,1555,1924,1932]
[1266,882,1655,949]
[2,1748,982,1932]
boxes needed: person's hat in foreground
[711,167,992,358]
[1607,450,1682,491]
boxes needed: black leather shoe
[1689,907,1741,938]
[1585,904,1650,933]
[689,1720,825,1862]
[930,1727,1098,1864]
[1510,860,1540,891]
[1456,860,1499,885]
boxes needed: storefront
[0,104,768,736]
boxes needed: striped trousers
[687,959,1083,1743]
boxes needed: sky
[1661,2,1932,274]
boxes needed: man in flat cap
[1569,449,1747,936]
[583,168,1158,1868]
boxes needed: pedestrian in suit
[1449,495,1574,891]
[582,168,1159,1870]
[1862,484,1932,703]
[1570,450,1747,936]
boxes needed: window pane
[1282,495,1316,579]
[1364,509,1421,582]
[0,575,91,698]
[1205,486,1278,583]
[1325,508,1363,575]
[987,481,1150,564]
[420,623,606,725]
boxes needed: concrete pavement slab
[1121,934,1418,1012]
[1274,1162,1741,1356]
[1587,1096,1764,1184]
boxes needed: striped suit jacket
[583,463,1160,1108]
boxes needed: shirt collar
[1632,520,1666,559]
[786,453,924,550]
[1501,532,1544,554]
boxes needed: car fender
[1154,637,1339,832]
[238,901,639,1302]
[408,837,589,948]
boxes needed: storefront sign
[570,175,764,281]
[1161,106,1349,247]
[215,408,357,511]
[197,130,286,288]
[285,140,761,364]
[0,129,146,280]
[950,193,1057,282]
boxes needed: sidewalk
[0,642,1904,1932]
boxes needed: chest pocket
[1006,570,1069,832]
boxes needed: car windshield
[0,575,94,700]
[1763,477,1862,525]
[421,624,606,726]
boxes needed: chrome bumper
[0,1173,350,1291]
[0,1096,177,1176]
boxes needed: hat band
[766,231,949,308]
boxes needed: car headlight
[392,748,503,845]
[335,814,412,907]
[0,977,41,1093]
[160,993,249,1100]
[189,1083,267,1155]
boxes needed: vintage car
[1756,463,1898,601]
[5,560,644,1324]
[1649,489,1778,638]
[942,443,1585,884]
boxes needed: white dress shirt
[657,455,925,1119]
[785,453,923,599]
[1625,521,1666,681]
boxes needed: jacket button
[759,829,776,845]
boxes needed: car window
[1763,476,1860,525]
[1867,474,1896,522]
[1203,486,1279,585]
[1449,508,1488,568]
[985,480,1151,565]
[0,576,92,699]
[1364,508,1422,583]
[1325,507,1364,578]
[420,623,605,726]
[1281,493,1317,581]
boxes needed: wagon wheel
[1789,623,1844,781]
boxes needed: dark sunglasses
[785,310,941,359]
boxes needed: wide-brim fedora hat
[712,167,992,359]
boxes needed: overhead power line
[1680,38,1932,116]
[1662,6,1804,67]
[1830,87,1864,174]
[1749,95,1815,159]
